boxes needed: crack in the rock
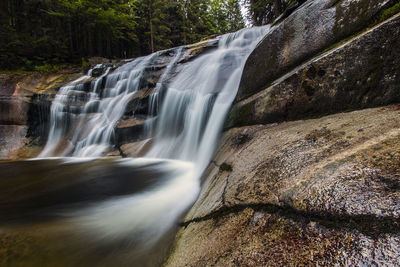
[117,145,127,158]
[180,203,400,238]
[221,176,229,205]
[210,160,218,167]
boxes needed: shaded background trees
[0,0,246,70]
[242,0,305,26]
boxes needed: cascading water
[39,55,158,157]
[32,26,269,265]
[147,48,184,123]
[146,27,268,171]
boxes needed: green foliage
[35,63,64,73]
[220,162,233,172]
[243,0,289,26]
[380,2,400,21]
[35,64,54,73]
[211,0,246,33]
[0,0,246,70]
[81,58,90,69]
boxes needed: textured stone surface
[119,139,153,157]
[166,106,400,266]
[237,0,396,102]
[227,13,400,128]
[116,119,146,145]
[0,68,86,159]
[166,209,400,266]
[0,125,28,158]
[0,97,29,125]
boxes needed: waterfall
[37,26,269,264]
[40,55,157,157]
[145,27,268,171]
[40,27,268,161]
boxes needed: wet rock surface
[237,0,397,102]
[165,106,400,266]
[119,139,153,157]
[0,70,83,158]
[115,118,146,145]
[89,63,115,77]
[227,13,400,128]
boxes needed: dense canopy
[0,0,245,70]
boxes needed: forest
[0,0,289,70]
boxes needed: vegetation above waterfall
[0,0,245,71]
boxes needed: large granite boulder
[227,12,400,128]
[166,106,400,266]
[237,0,397,102]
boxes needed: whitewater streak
[38,26,268,262]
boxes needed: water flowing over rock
[0,26,267,266]
[39,27,268,162]
[164,7,400,267]
[1,1,400,265]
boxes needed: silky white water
[39,56,158,157]
[146,27,268,171]
[37,26,268,264]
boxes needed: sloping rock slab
[237,0,397,101]
[166,106,400,266]
[227,13,400,128]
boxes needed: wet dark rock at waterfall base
[124,88,154,116]
[89,63,115,77]
[115,118,146,145]
[0,69,85,158]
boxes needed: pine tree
[136,0,172,53]
[211,0,245,33]
[243,0,287,26]
[0,0,247,70]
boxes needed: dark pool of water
[0,158,195,267]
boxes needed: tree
[136,0,172,53]
[211,0,245,33]
[0,0,247,70]
[243,0,287,26]
[182,0,217,43]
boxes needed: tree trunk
[68,20,73,57]
[150,13,154,53]
[273,0,284,18]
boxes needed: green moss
[225,102,252,129]
[379,2,400,21]
[34,63,63,73]
[331,0,400,51]
[220,163,233,172]
[333,0,373,38]
[0,70,33,74]
[232,132,251,146]
[81,58,90,68]
[340,49,385,105]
